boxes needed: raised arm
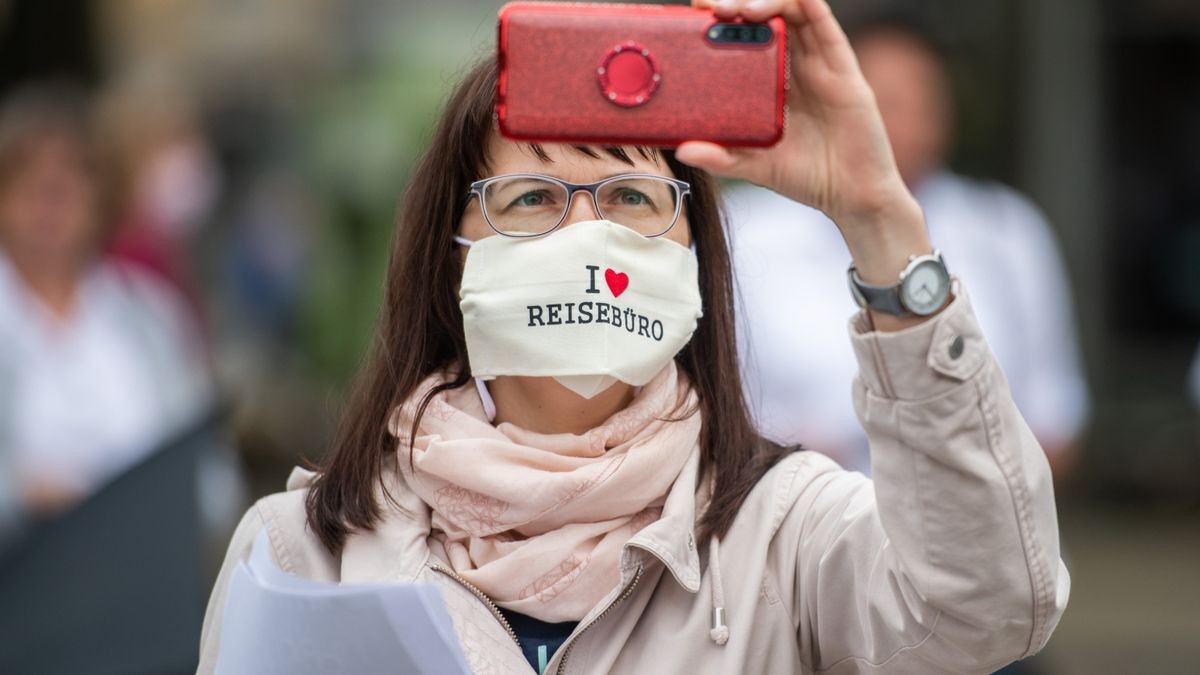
[679,1,1069,670]
[680,0,937,334]
[778,288,1069,672]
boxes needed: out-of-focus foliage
[296,4,500,382]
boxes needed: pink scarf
[391,363,700,622]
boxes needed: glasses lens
[482,176,570,236]
[597,177,680,236]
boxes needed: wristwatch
[847,251,950,316]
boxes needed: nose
[561,189,601,227]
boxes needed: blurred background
[0,0,1195,673]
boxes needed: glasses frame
[466,172,692,238]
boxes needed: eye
[508,190,553,208]
[613,188,651,206]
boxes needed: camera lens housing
[705,22,773,46]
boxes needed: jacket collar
[294,464,439,585]
[622,444,704,593]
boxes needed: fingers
[693,1,857,70]
[691,0,742,20]
[674,141,733,173]
[692,0,741,20]
[675,141,769,185]
[788,0,842,47]
[790,0,858,71]
[694,0,811,24]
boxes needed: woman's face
[459,134,692,248]
[0,132,100,269]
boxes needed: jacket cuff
[848,280,990,401]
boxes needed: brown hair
[305,58,796,553]
[0,83,95,185]
[0,82,117,240]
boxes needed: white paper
[214,532,473,675]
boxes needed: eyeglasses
[467,173,691,238]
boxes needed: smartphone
[496,2,787,148]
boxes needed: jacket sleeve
[196,503,267,675]
[787,284,1070,674]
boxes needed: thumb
[675,141,770,185]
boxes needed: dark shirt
[498,608,578,674]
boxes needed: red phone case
[497,2,787,148]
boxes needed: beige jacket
[199,289,1069,674]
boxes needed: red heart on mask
[605,268,629,298]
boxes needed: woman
[0,84,211,530]
[199,1,1068,673]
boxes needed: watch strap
[847,250,947,316]
[848,268,907,314]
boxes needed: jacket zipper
[554,565,645,675]
[428,562,522,649]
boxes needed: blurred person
[199,1,1068,672]
[0,83,213,525]
[223,169,314,348]
[728,12,1089,476]
[99,79,222,317]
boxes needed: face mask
[457,219,702,399]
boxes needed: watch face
[900,259,950,315]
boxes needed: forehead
[483,132,673,182]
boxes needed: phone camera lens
[708,23,767,45]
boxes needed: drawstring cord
[708,535,729,645]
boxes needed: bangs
[525,143,662,167]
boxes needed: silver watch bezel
[898,253,951,316]
[848,250,949,316]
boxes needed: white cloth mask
[457,219,702,398]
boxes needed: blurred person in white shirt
[0,84,213,530]
[728,13,1089,477]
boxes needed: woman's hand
[677,0,936,305]
[23,476,82,517]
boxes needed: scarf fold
[391,362,700,622]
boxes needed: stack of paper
[215,532,472,674]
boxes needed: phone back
[497,2,787,147]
